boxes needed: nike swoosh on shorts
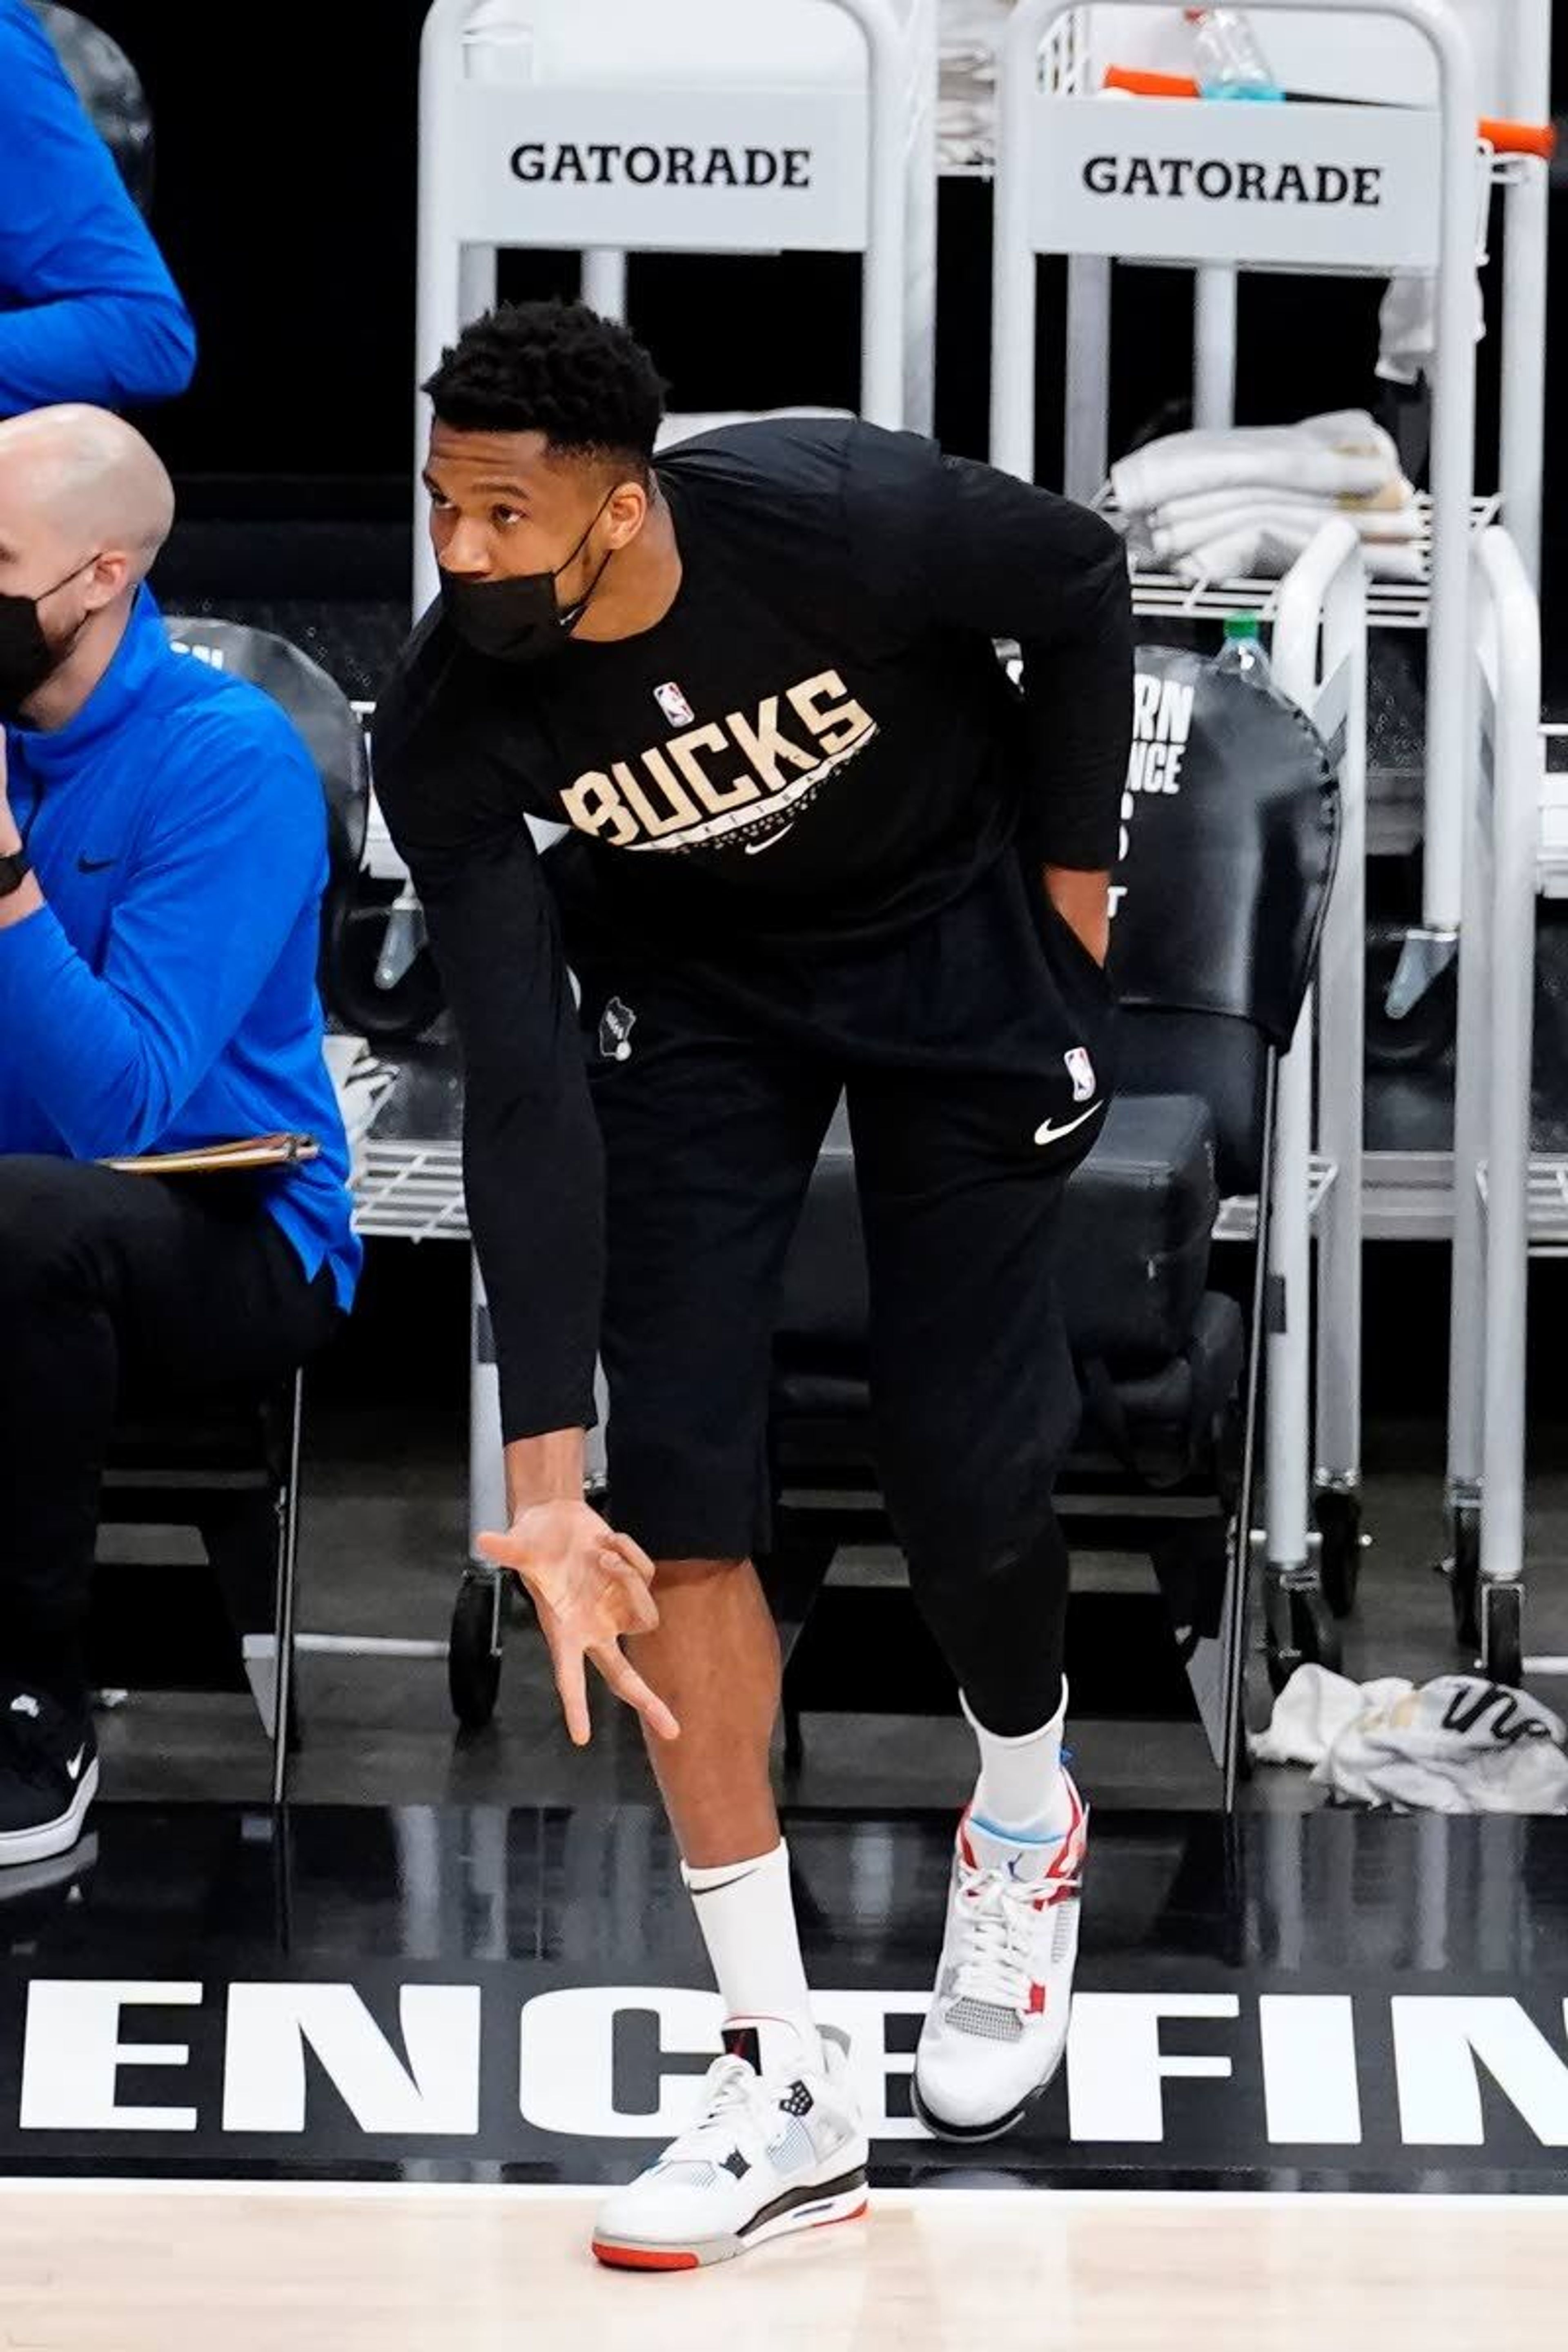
[1033,1102,1103,1149]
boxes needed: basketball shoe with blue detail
[591,2020,868,2271]
[913,1774,1088,2140]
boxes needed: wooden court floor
[0,2185,1564,2350]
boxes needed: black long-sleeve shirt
[372,418,1131,1442]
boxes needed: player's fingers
[599,1552,659,1631]
[591,1644,681,1741]
[605,1528,659,1585]
[551,1642,592,1747]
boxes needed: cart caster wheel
[1445,1510,1481,1652]
[323,878,444,1045]
[1481,1582,1523,1691]
[1266,1586,1343,1694]
[449,1568,505,1730]
[1314,1487,1366,1621]
[1364,927,1457,1072]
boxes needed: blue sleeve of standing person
[0,701,323,1160]
[0,0,196,413]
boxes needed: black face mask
[439,491,617,666]
[0,557,96,721]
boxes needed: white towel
[1250,1664,1415,1767]
[1377,271,1487,389]
[1149,479,1415,528]
[1252,1665,1568,1813]
[1145,500,1421,566]
[1111,410,1401,515]
[1181,527,1422,584]
[1163,522,1423,584]
[1145,482,1420,542]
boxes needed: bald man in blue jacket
[0,406,357,1866]
[0,0,195,414]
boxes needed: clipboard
[98,1133,322,1177]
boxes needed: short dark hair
[423,300,666,479]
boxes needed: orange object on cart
[1100,63,1556,159]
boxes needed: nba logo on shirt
[654,681,695,728]
[1064,1047,1096,1104]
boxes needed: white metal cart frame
[1443,526,1539,1687]
[1265,517,1369,1636]
[415,0,921,614]
[1199,519,1368,1796]
[988,0,1555,974]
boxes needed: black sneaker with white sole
[0,1686,98,1866]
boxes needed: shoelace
[662,2055,772,2163]
[949,1861,1042,2011]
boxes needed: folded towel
[1164,522,1424,584]
[1144,499,1421,566]
[1147,479,1418,533]
[1253,1664,1568,1813]
[1111,410,1401,515]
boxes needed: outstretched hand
[475,1498,679,1747]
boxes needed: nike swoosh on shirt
[77,855,116,874]
[1033,1103,1104,1149]
[743,824,795,856]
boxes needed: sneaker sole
[0,1760,98,1870]
[591,2167,869,2272]
[910,2036,1068,2145]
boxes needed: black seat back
[163,616,369,883]
[31,2,154,212]
[1107,646,1339,1193]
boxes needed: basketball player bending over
[374,302,1130,2270]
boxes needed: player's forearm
[1044,866,1111,965]
[505,1429,589,1515]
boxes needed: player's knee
[882,1422,1069,1592]
[876,1360,1080,1546]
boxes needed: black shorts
[552,843,1118,1564]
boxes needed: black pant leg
[0,1156,340,1702]
[848,1076,1082,1735]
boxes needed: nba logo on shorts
[599,998,637,1063]
[1064,1047,1096,1103]
[654,681,695,727]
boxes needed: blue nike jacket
[0,0,196,413]
[0,586,361,1311]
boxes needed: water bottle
[1215,613,1273,684]
[1183,9,1285,101]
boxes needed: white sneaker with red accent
[591,2022,869,2272]
[913,1777,1089,2140]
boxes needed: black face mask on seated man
[0,557,98,722]
[439,489,618,666]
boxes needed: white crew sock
[681,1840,822,2071]
[962,1681,1073,1843]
